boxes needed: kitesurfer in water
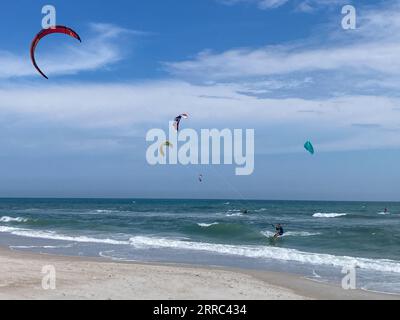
[274,224,284,238]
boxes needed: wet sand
[0,247,397,300]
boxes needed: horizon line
[0,197,398,203]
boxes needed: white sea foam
[378,212,390,215]
[197,222,219,228]
[255,208,267,212]
[10,244,74,249]
[0,216,28,223]
[95,210,116,214]
[2,225,400,274]
[285,231,321,237]
[0,226,128,245]
[127,236,400,274]
[99,251,139,262]
[99,250,123,260]
[226,213,243,217]
[261,231,321,238]
[261,231,276,237]
[312,270,322,278]
[313,213,347,218]
[225,210,243,217]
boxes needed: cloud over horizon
[1,80,400,154]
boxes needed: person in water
[274,224,284,238]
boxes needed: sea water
[0,198,399,294]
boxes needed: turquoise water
[0,198,399,294]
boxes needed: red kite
[30,26,82,79]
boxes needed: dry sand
[0,247,397,300]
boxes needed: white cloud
[218,0,348,11]
[166,42,400,79]
[296,0,349,12]
[220,77,314,95]
[1,80,400,153]
[0,23,141,79]
[218,0,289,10]
[258,0,289,9]
[166,2,400,100]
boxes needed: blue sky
[0,0,400,201]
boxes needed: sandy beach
[0,247,397,300]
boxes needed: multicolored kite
[173,113,189,131]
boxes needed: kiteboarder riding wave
[274,224,284,238]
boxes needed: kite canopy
[173,113,189,131]
[160,141,173,157]
[30,25,82,79]
[304,141,315,155]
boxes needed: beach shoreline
[0,246,397,300]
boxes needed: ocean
[0,198,399,295]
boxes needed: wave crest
[261,231,321,238]
[197,222,219,228]
[0,216,29,223]
[313,213,347,218]
[127,236,400,273]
